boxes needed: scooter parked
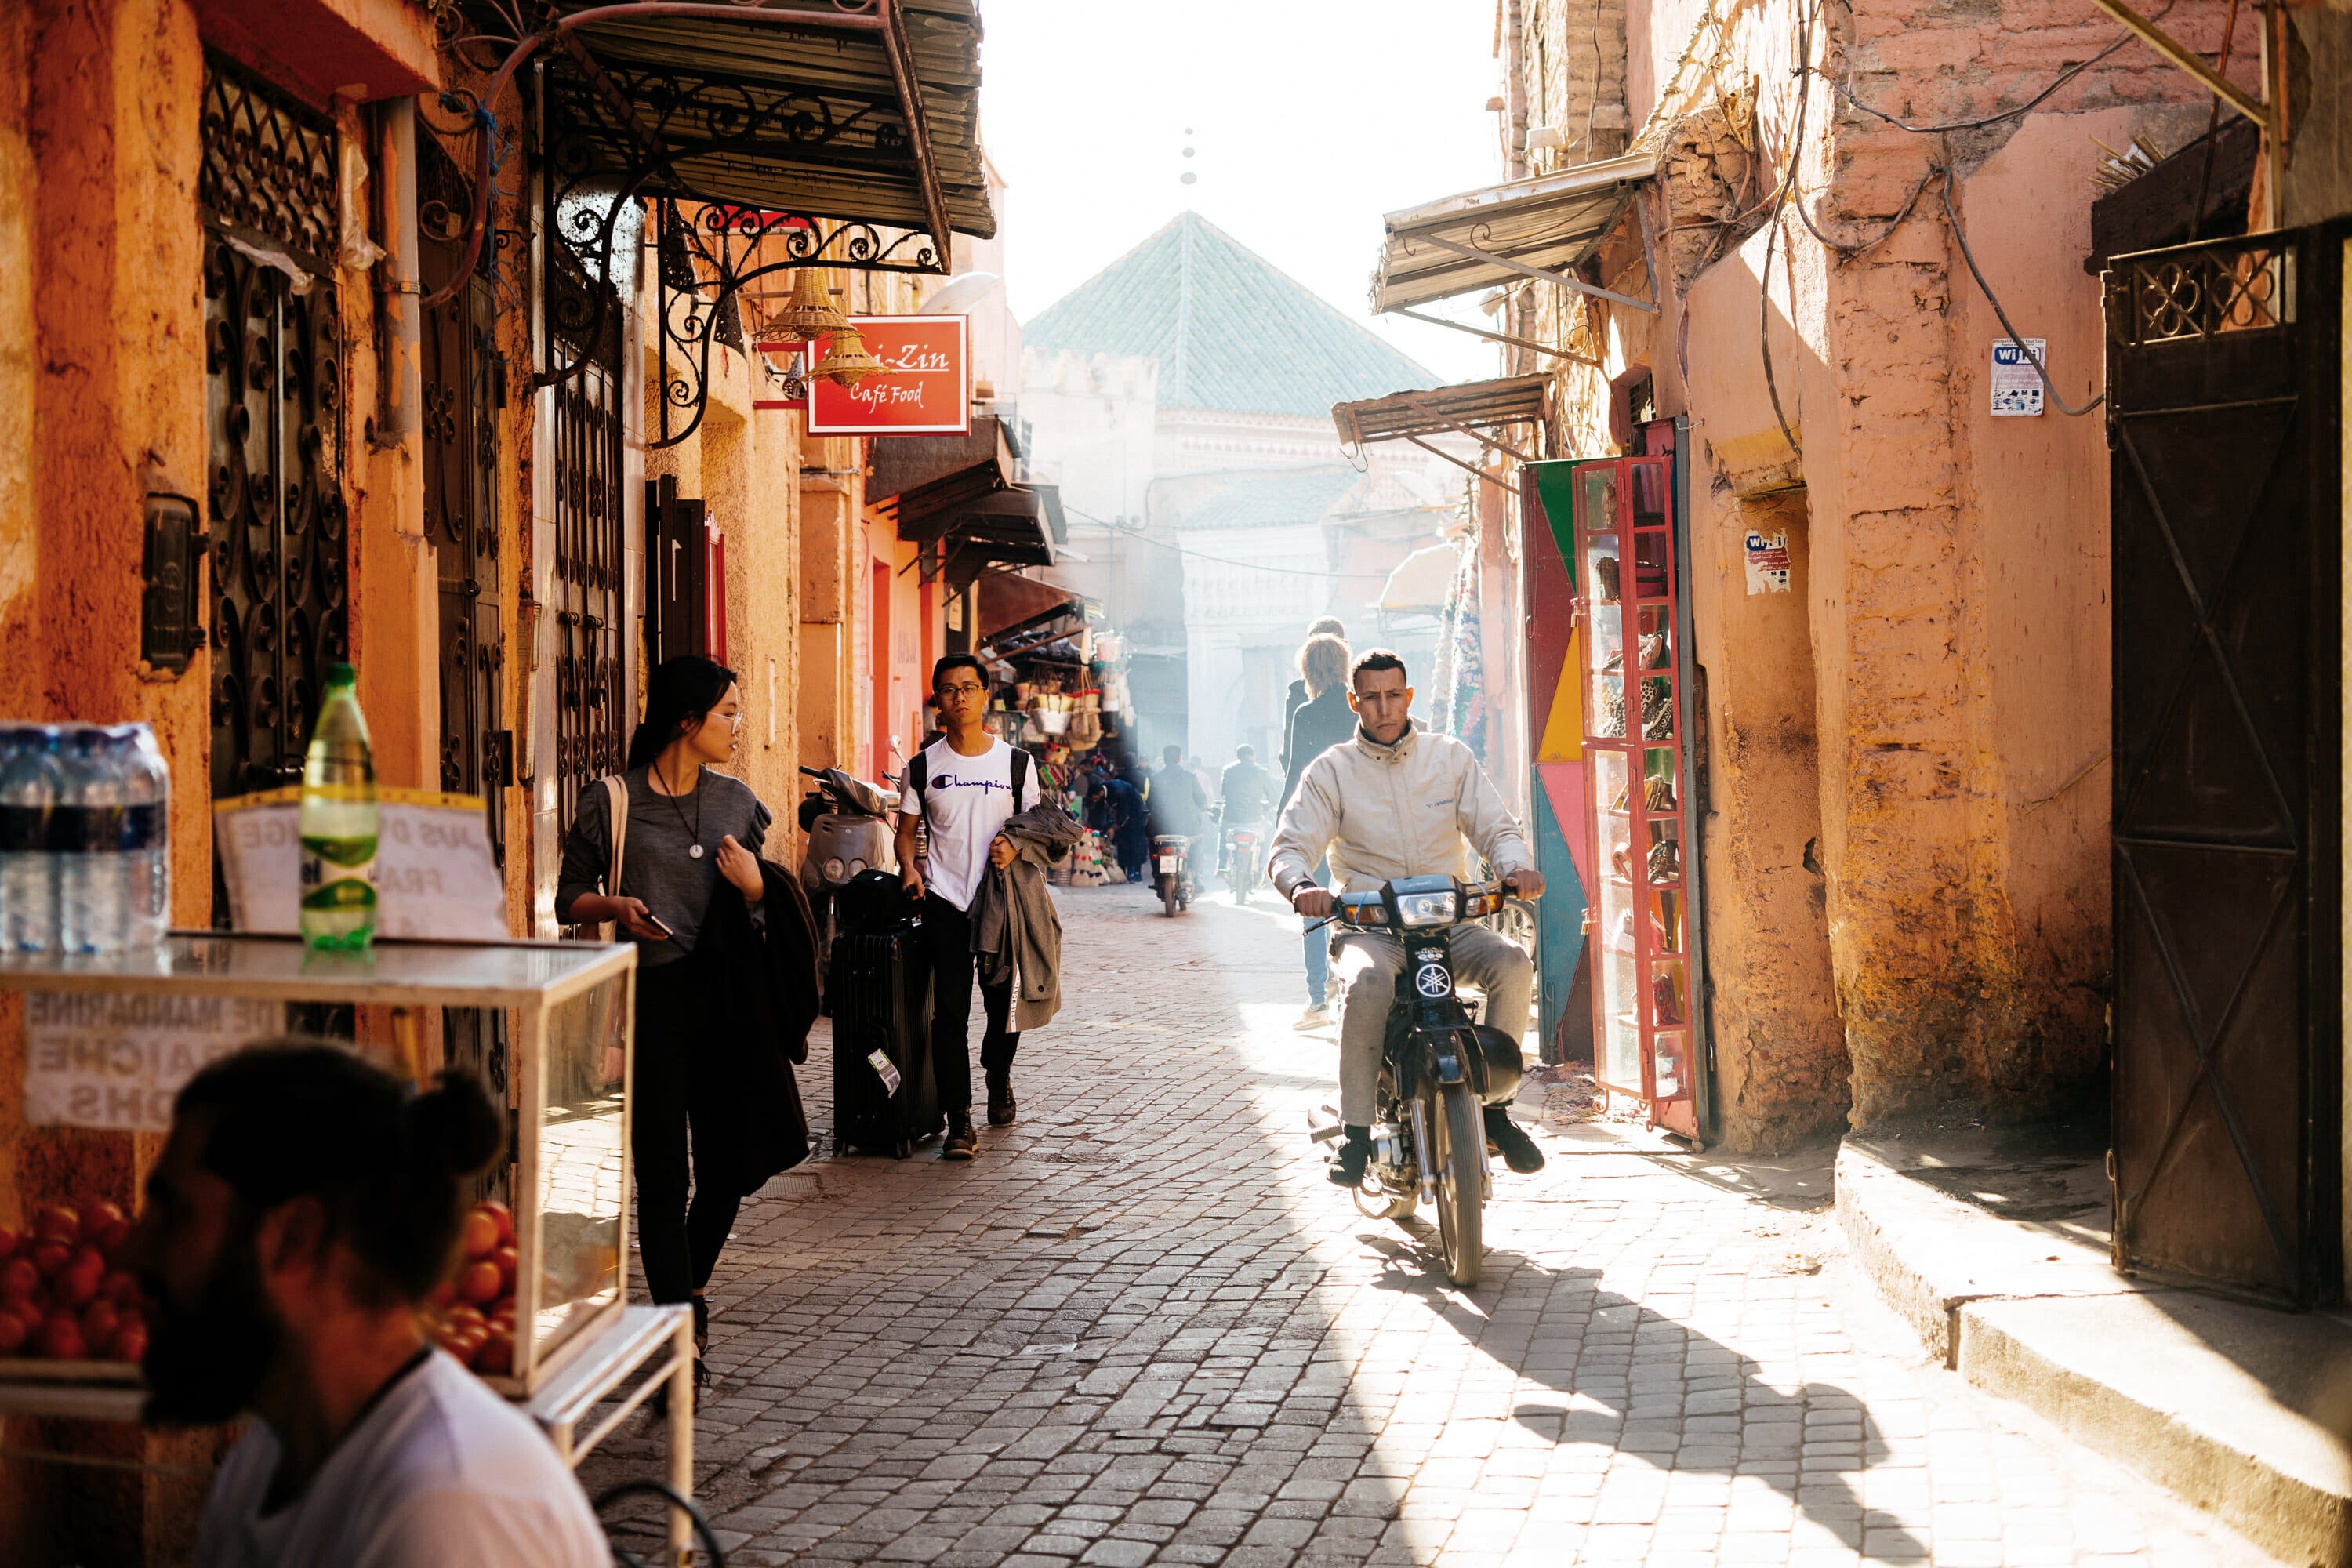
[798,764,898,959]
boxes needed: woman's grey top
[555,767,771,966]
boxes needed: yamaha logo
[1414,964,1451,998]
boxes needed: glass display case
[0,934,635,1399]
[1573,455,1702,1139]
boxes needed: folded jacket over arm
[971,802,1084,1031]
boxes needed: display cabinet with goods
[0,936,638,1408]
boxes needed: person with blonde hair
[1280,629,1356,1028]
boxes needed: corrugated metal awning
[1372,151,1655,314]
[1332,373,1548,486]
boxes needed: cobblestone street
[583,886,2278,1568]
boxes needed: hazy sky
[975,1,1508,385]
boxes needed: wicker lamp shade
[815,323,887,387]
[768,267,849,339]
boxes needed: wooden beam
[2087,0,2267,125]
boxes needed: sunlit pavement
[580,884,2279,1567]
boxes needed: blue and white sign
[1991,338,2049,418]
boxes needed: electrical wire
[1060,503,1392,581]
[1756,0,1820,459]
[1937,170,2105,416]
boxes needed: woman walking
[556,655,819,1383]
[1280,632,1355,1029]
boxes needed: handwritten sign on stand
[212,786,507,941]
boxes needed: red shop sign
[806,315,970,436]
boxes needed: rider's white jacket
[1268,724,1534,898]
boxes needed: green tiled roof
[1182,467,1367,532]
[1024,212,1436,419]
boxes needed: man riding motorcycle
[1268,648,1547,1186]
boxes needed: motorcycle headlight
[823,857,845,880]
[848,858,867,876]
[1398,891,1457,927]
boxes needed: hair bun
[402,1071,503,1178]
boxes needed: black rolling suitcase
[830,872,941,1158]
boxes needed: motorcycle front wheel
[1428,1080,1484,1288]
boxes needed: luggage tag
[868,1049,903,1096]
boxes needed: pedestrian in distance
[556,655,820,1382]
[1281,630,1355,1029]
[125,1044,610,1567]
[1278,616,1347,785]
[1089,772,1149,883]
[1145,743,1209,840]
[895,654,1046,1160]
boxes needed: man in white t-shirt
[123,1043,608,1568]
[897,653,1043,1160]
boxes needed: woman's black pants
[633,950,740,1304]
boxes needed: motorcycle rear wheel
[1429,1080,1484,1288]
[1161,877,1179,917]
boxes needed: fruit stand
[0,933,695,1547]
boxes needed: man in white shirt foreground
[1269,649,1548,1186]
[125,1044,607,1568]
[898,653,1042,1159]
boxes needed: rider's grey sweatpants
[1332,927,1534,1127]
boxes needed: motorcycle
[1307,874,1526,1288]
[1220,808,1265,905]
[797,764,899,960]
[1151,833,1194,917]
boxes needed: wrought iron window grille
[2108,234,2296,347]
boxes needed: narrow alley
[583,888,2277,1568]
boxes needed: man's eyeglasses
[937,682,988,701]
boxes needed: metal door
[419,132,508,862]
[2106,228,2342,1304]
[1571,454,1705,1138]
[549,260,629,841]
[199,56,347,919]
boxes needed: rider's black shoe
[1327,1127,1371,1187]
[1483,1107,1545,1174]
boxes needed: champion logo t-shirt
[915,737,1040,912]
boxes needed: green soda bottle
[299,663,379,951]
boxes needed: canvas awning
[1379,544,1461,613]
[1372,150,1656,315]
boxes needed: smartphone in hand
[643,912,676,939]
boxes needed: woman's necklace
[654,760,706,858]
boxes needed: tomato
[35,1312,85,1360]
[430,1278,458,1310]
[472,1330,514,1377]
[78,1200,125,1250]
[459,1208,499,1261]
[491,1243,518,1295]
[443,1302,487,1334]
[0,1311,24,1356]
[31,1207,78,1246]
[0,1226,19,1259]
[29,1240,72,1279]
[102,1270,143,1309]
[457,1259,502,1306]
[479,1201,514,1247]
[53,1255,103,1309]
[109,1321,147,1363]
[79,1299,118,1349]
[0,1257,38,1302]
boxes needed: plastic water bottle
[120,726,170,948]
[56,728,127,955]
[0,727,62,953]
[300,664,379,952]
